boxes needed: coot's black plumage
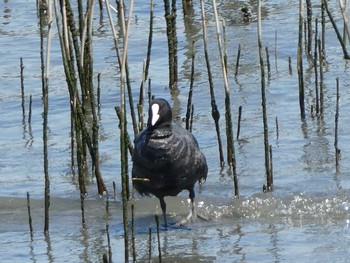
[132,98,208,226]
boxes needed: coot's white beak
[151,104,160,126]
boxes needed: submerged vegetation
[15,0,350,261]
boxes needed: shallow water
[1,0,350,262]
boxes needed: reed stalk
[324,0,350,59]
[131,186,136,262]
[306,0,313,57]
[258,0,272,192]
[28,95,33,125]
[297,0,306,119]
[105,0,138,138]
[335,77,340,172]
[186,41,195,131]
[318,38,324,114]
[55,0,107,196]
[119,1,134,261]
[321,0,326,55]
[38,0,52,235]
[236,106,242,140]
[211,0,236,168]
[339,0,350,44]
[265,46,271,81]
[275,117,279,140]
[138,60,146,132]
[314,19,320,115]
[200,0,224,166]
[163,0,178,89]
[20,57,25,120]
[235,43,241,77]
[145,0,154,80]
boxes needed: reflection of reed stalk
[257,0,272,192]
[200,0,224,166]
[155,215,162,263]
[27,192,34,235]
[148,225,152,262]
[105,197,112,262]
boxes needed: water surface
[1,0,350,262]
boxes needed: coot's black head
[147,98,172,129]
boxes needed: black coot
[132,98,208,227]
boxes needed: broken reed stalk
[186,41,195,131]
[314,18,320,115]
[235,43,241,77]
[275,117,279,140]
[335,77,340,172]
[20,57,25,120]
[236,106,242,140]
[324,0,350,59]
[155,215,162,263]
[27,192,34,235]
[258,0,272,192]
[163,0,178,89]
[297,0,306,119]
[200,0,224,166]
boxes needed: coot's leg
[159,197,168,227]
[178,188,208,226]
[189,188,197,219]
